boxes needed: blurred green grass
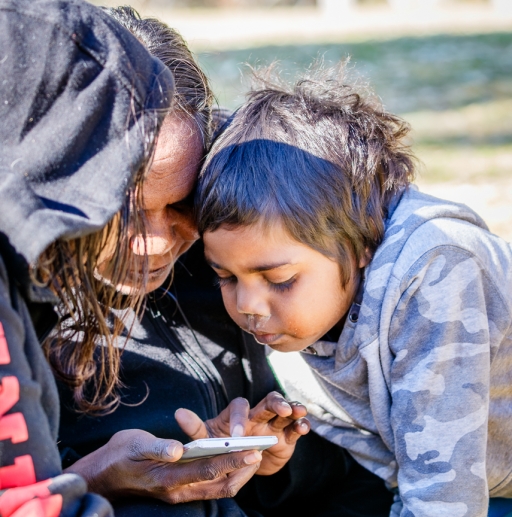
[198,32,512,112]
[197,32,512,185]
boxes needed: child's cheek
[277,302,307,338]
[220,288,240,325]
[279,300,332,343]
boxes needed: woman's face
[97,114,203,294]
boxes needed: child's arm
[388,246,507,517]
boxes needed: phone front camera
[225,441,229,447]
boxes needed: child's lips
[251,331,283,345]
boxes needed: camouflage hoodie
[269,187,512,517]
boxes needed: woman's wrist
[64,444,115,498]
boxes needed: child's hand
[245,391,310,475]
[175,392,310,476]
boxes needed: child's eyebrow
[206,258,292,273]
[247,263,291,273]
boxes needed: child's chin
[267,341,305,353]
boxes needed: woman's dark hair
[196,65,415,285]
[104,6,213,147]
[41,143,152,415]
[45,7,214,415]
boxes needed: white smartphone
[178,435,278,462]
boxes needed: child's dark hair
[196,65,415,285]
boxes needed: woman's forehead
[142,114,203,207]
[153,114,203,164]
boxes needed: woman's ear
[358,247,372,268]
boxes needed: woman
[0,0,173,515]
[57,8,394,517]
[57,8,309,514]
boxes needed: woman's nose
[130,211,174,257]
[130,209,199,257]
[130,234,173,256]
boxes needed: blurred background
[92,0,512,240]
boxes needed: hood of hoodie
[0,0,174,270]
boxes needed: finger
[248,392,292,424]
[265,401,309,431]
[228,397,250,437]
[287,417,310,440]
[289,401,308,419]
[190,462,260,501]
[129,433,184,463]
[161,462,260,504]
[268,418,310,452]
[202,405,233,438]
[166,450,263,488]
[175,408,209,440]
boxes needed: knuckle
[127,437,144,458]
[220,482,240,499]
[198,462,222,481]
[152,439,168,459]
[223,454,245,470]
[204,422,216,438]
[164,492,182,505]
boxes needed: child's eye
[266,276,296,293]
[213,274,236,288]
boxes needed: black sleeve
[0,259,113,516]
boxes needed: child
[195,67,512,517]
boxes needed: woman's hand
[176,391,310,476]
[64,429,261,504]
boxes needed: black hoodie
[0,0,173,515]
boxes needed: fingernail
[244,451,262,465]
[279,400,291,408]
[167,444,179,458]
[232,424,244,437]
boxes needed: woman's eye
[168,200,193,215]
[168,192,194,214]
[213,275,236,288]
[267,276,296,293]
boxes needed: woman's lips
[127,264,171,281]
[251,331,283,345]
[147,264,171,279]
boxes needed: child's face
[203,220,364,353]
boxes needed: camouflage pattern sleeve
[388,246,509,517]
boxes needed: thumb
[175,408,209,440]
[130,433,183,463]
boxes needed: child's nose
[236,285,270,320]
